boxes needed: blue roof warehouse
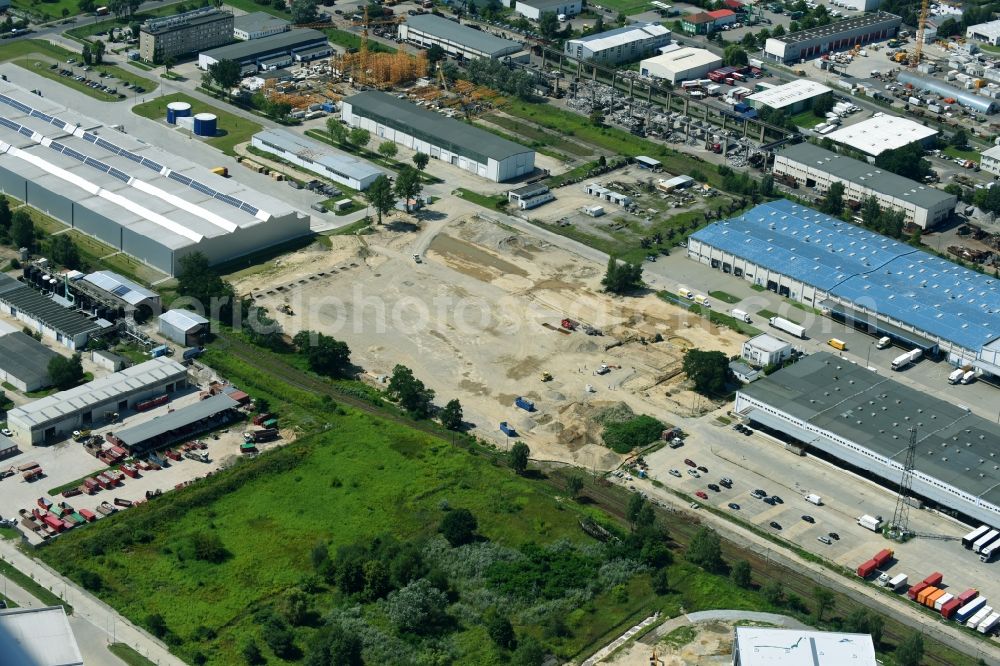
[687,199,1000,375]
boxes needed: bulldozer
[540,372,553,382]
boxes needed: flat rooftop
[142,7,230,35]
[776,142,956,210]
[0,274,103,338]
[344,91,532,162]
[826,113,937,156]
[745,333,791,352]
[253,128,385,181]
[641,46,721,69]
[569,22,669,51]
[115,392,239,447]
[234,11,289,34]
[734,626,876,666]
[0,331,59,388]
[201,28,327,62]
[404,14,522,56]
[739,353,1000,509]
[746,79,831,109]
[689,199,1000,352]
[776,11,901,47]
[0,606,83,666]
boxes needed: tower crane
[909,0,930,66]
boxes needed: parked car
[687,469,701,478]
[763,497,776,505]
[770,495,783,504]
[817,535,832,545]
[707,483,720,492]
[801,515,815,523]
[769,521,782,530]
[1,428,11,437]
[743,428,753,436]
[720,477,733,487]
[728,502,740,510]
[828,532,840,541]
[683,458,696,467]
[695,491,708,499]
[751,488,767,498]
[669,469,682,478]
[696,465,708,473]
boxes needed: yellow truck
[828,338,847,351]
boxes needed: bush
[440,508,478,547]
[602,415,664,454]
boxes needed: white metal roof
[734,627,877,666]
[641,47,721,72]
[745,333,792,352]
[825,114,938,156]
[746,79,832,110]
[981,144,1000,161]
[6,357,186,428]
[967,19,1000,40]
[0,606,84,666]
[83,270,158,306]
[253,129,385,182]
[568,22,669,52]
[160,308,209,332]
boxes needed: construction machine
[909,0,929,66]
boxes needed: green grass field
[455,187,508,211]
[943,145,981,162]
[708,290,741,304]
[790,110,825,129]
[132,93,262,156]
[108,644,157,666]
[591,0,660,14]
[13,0,80,23]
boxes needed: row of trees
[465,58,537,100]
[81,40,106,66]
[0,197,35,251]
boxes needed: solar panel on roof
[168,171,193,186]
[17,127,33,138]
[140,158,163,172]
[240,202,258,215]
[96,138,120,153]
[111,285,131,297]
[121,151,142,163]
[215,192,242,207]
[63,147,86,161]
[49,141,66,152]
[82,133,98,143]
[191,181,214,196]
[0,117,18,131]
[108,168,129,182]
[30,110,53,123]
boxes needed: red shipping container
[908,582,929,600]
[957,589,979,605]
[78,509,96,522]
[922,572,943,587]
[42,515,63,531]
[857,559,878,578]
[941,598,962,619]
[873,549,893,566]
[60,519,74,531]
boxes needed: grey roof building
[564,23,671,66]
[764,12,901,63]
[0,274,103,351]
[399,14,522,60]
[114,392,240,453]
[234,11,290,40]
[198,29,330,72]
[736,352,1000,527]
[0,606,83,666]
[251,129,385,190]
[341,91,535,182]
[159,308,209,346]
[773,142,956,229]
[0,329,59,392]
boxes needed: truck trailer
[963,525,990,548]
[973,529,999,553]
[976,612,1000,634]
[955,597,988,623]
[857,514,883,531]
[768,316,805,338]
[948,367,967,384]
[891,348,922,370]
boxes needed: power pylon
[889,427,917,541]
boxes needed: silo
[166,101,192,124]
[193,113,217,137]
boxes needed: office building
[741,333,792,368]
[564,22,670,65]
[139,7,234,63]
[198,29,331,74]
[233,11,290,40]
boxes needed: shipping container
[78,509,96,522]
[515,397,535,412]
[873,548,893,566]
[934,592,954,611]
[499,422,517,437]
[907,582,929,601]
[957,589,979,605]
[923,572,944,587]
[856,559,878,578]
[917,586,938,605]
[253,412,274,426]
[925,588,946,608]
[941,598,962,619]
[955,596,987,623]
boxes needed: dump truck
[768,316,805,338]
[891,348,922,370]
[730,308,752,323]
[515,397,535,412]
[857,514,883,531]
[244,428,278,443]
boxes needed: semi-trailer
[907,582,928,600]
[941,598,962,619]
[977,612,1000,634]
[857,514,883,531]
[980,541,999,563]
[768,316,806,338]
[891,348,922,370]
[967,606,993,630]
[973,529,999,553]
[955,597,988,623]
[957,589,979,606]
[922,572,944,587]
[856,559,878,578]
[872,549,893,567]
[963,525,990,548]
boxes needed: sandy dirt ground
[233,215,742,469]
[603,621,737,666]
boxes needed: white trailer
[730,308,752,323]
[891,348,922,370]
[805,493,822,505]
[963,525,991,548]
[887,573,908,592]
[769,316,806,339]
[973,529,1000,553]
[977,612,1000,634]
[961,370,977,384]
[934,592,954,610]
[967,606,993,630]
[981,541,1000,563]
[949,368,967,384]
[857,514,883,532]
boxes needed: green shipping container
[69,512,86,525]
[263,419,278,428]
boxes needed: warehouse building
[399,14,522,60]
[0,84,309,276]
[113,392,241,453]
[5,357,188,446]
[686,199,1000,375]
[0,274,104,350]
[233,11,289,41]
[514,0,581,20]
[772,143,956,229]
[896,71,997,115]
[251,128,385,190]
[639,47,722,83]
[342,91,534,182]
[966,19,1000,46]
[198,29,330,73]
[736,353,1000,527]
[732,626,876,666]
[81,270,160,315]
[825,113,938,158]
[980,145,1000,176]
[745,79,832,114]
[0,322,59,392]
[764,12,901,63]
[564,23,670,65]
[507,183,554,209]
[159,308,209,346]
[741,333,792,368]
[0,606,84,666]
[139,7,234,63]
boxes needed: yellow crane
[910,0,929,66]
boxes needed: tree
[191,532,227,563]
[566,474,584,499]
[936,16,960,38]
[327,117,348,145]
[485,610,517,649]
[589,109,605,127]
[895,632,924,666]
[364,175,394,225]
[874,143,931,181]
[510,636,545,666]
[292,331,352,377]
[413,151,430,171]
[146,613,168,638]
[45,234,82,270]
[509,441,530,475]
[686,527,724,572]
[304,624,363,666]
[761,173,774,197]
[810,92,834,116]
[950,128,968,148]
[723,45,748,66]
[393,165,423,213]
[426,43,445,63]
[207,59,241,99]
[651,569,670,594]
[260,613,295,658]
[741,31,757,48]
[602,415,664,454]
[378,140,398,160]
[682,349,730,396]
[601,256,643,294]
[241,640,264,665]
[347,127,371,150]
[439,398,463,430]
[176,252,236,318]
[0,195,10,237]
[386,364,435,417]
[762,581,785,605]
[812,586,834,623]
[539,11,560,37]
[730,560,752,588]
[9,210,33,251]
[440,508,478,546]
[279,588,310,626]
[844,610,884,646]
[82,44,93,66]
[290,0,318,23]
[820,181,844,216]
[384,578,450,634]
[772,23,785,36]
[92,39,105,65]
[48,354,84,390]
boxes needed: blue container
[515,397,535,412]
[193,113,217,137]
[166,101,191,125]
[149,344,168,358]
[499,422,517,437]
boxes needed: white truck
[887,573,908,592]
[730,308,752,323]
[857,514,883,532]
[961,370,977,384]
[876,336,892,349]
[949,368,966,384]
[768,316,806,339]
[891,348,922,371]
[804,493,822,506]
